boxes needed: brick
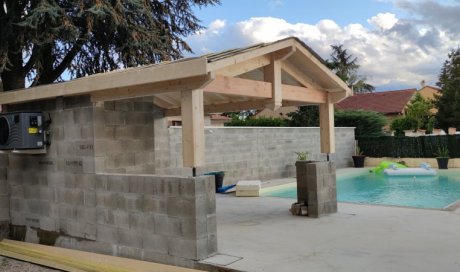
[96,224,119,244]
[154,214,181,236]
[107,175,129,192]
[168,238,197,260]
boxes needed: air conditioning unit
[0,112,45,150]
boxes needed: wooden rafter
[215,55,271,77]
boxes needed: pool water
[264,171,460,209]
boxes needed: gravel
[0,256,62,272]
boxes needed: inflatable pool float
[383,163,437,176]
[371,161,407,175]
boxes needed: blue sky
[189,0,460,91]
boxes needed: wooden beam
[0,239,201,272]
[282,85,326,104]
[0,57,208,105]
[282,61,322,89]
[165,99,269,116]
[204,75,272,98]
[181,89,205,168]
[153,96,177,109]
[207,39,296,72]
[215,55,271,77]
[91,75,212,102]
[329,90,351,103]
[319,94,335,154]
[264,56,282,111]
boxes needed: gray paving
[213,194,460,272]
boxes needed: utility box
[0,112,45,150]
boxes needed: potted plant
[352,146,366,168]
[295,151,310,162]
[435,146,449,169]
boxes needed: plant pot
[352,155,366,168]
[436,157,449,169]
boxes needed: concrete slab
[201,254,242,266]
[215,194,460,272]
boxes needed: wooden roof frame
[0,37,352,169]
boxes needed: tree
[434,48,460,130]
[326,44,375,94]
[287,106,319,127]
[405,92,433,131]
[390,116,418,136]
[0,0,219,91]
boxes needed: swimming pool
[263,170,460,209]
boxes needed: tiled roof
[209,114,232,120]
[336,89,417,115]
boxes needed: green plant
[225,116,289,127]
[295,151,310,161]
[435,146,449,158]
[355,146,364,156]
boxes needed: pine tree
[0,0,219,91]
[326,44,374,94]
[434,48,460,129]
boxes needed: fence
[357,135,460,158]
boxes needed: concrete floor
[210,195,460,272]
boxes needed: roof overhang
[0,37,351,112]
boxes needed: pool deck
[203,171,460,272]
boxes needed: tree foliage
[390,116,418,136]
[0,0,219,91]
[287,107,386,137]
[334,110,386,137]
[287,105,319,127]
[225,116,289,127]
[405,92,434,130]
[326,44,375,94]
[434,48,460,130]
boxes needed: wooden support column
[264,56,282,111]
[181,89,205,168]
[319,94,335,154]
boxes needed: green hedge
[357,135,460,158]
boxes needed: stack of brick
[0,154,9,238]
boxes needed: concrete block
[154,214,181,236]
[143,196,166,214]
[107,175,129,192]
[96,224,119,243]
[166,197,195,217]
[168,238,197,260]
[143,234,168,254]
[115,245,143,260]
[117,228,143,248]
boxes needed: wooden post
[181,89,205,168]
[319,94,335,154]
[264,55,282,111]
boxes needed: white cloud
[368,13,399,30]
[187,3,460,90]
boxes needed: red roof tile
[210,114,232,120]
[336,89,416,115]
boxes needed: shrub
[225,116,289,127]
[334,110,387,137]
[390,116,418,136]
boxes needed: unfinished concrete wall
[156,127,355,182]
[93,99,156,174]
[5,97,217,268]
[0,154,9,238]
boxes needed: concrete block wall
[156,127,355,182]
[93,98,156,174]
[0,154,9,238]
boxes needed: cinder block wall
[0,154,9,238]
[93,99,156,174]
[5,96,217,268]
[156,127,355,182]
